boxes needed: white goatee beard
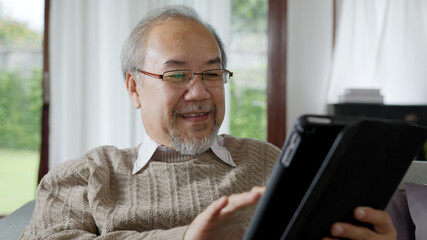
[169,104,218,155]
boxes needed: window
[0,0,44,216]
[229,0,268,140]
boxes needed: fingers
[322,237,340,240]
[353,207,395,234]
[184,197,230,240]
[201,187,264,219]
[329,222,375,240]
[328,207,396,240]
[250,186,266,195]
[221,189,262,214]
[185,188,265,240]
[205,196,229,217]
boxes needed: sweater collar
[132,135,236,175]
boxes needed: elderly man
[21,6,396,240]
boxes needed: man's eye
[169,74,184,80]
[204,72,220,80]
[205,73,219,77]
[166,72,189,82]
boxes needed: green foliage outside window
[231,0,268,33]
[0,9,41,44]
[0,7,43,151]
[0,69,42,150]
[229,0,268,140]
[0,2,42,215]
[229,68,267,141]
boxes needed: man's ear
[126,72,142,109]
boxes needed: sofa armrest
[0,201,35,240]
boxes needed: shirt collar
[132,135,236,175]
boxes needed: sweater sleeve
[265,142,281,177]
[19,158,188,240]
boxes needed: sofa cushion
[0,201,35,240]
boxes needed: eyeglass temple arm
[135,69,163,79]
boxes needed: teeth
[180,112,208,117]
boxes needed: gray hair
[120,6,228,81]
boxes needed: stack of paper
[339,88,384,104]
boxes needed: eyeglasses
[134,68,233,87]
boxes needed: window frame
[38,0,50,183]
[267,0,288,148]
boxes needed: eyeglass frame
[133,68,233,85]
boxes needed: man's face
[127,19,225,152]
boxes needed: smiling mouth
[179,112,209,117]
[174,104,216,120]
[178,112,211,123]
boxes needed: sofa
[0,201,35,240]
[1,161,426,240]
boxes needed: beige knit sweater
[20,135,280,239]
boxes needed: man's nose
[184,75,211,101]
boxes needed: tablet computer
[243,115,427,240]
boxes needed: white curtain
[49,0,231,169]
[286,0,333,133]
[327,0,427,104]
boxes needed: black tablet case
[243,115,427,240]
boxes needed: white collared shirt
[132,135,236,175]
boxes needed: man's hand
[184,186,265,240]
[322,207,397,240]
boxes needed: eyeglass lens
[163,70,230,86]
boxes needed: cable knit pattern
[20,135,280,239]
